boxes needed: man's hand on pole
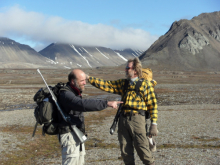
[107,101,123,109]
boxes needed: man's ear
[71,79,75,85]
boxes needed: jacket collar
[130,77,138,82]
[67,82,82,96]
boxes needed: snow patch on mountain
[70,45,92,68]
[114,51,127,61]
[64,66,71,69]
[77,64,82,67]
[82,47,93,57]
[96,48,109,59]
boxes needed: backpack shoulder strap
[59,85,70,91]
[135,78,151,119]
[121,79,129,101]
[123,79,129,91]
[54,82,69,95]
[135,78,144,97]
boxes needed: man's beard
[125,71,132,79]
[75,80,85,91]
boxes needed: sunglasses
[125,66,132,70]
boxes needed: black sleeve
[58,90,108,113]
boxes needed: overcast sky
[0,0,219,51]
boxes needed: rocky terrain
[0,68,219,165]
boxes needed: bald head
[68,69,86,91]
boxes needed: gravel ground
[84,104,220,165]
[0,104,219,165]
[0,73,219,165]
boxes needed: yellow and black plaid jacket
[88,77,158,123]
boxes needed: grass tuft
[191,135,220,142]
[158,143,220,149]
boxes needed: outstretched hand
[86,74,90,80]
[107,101,123,109]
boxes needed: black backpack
[32,82,65,136]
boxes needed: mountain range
[39,43,142,68]
[0,37,143,69]
[0,11,219,71]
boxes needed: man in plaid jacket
[87,58,158,165]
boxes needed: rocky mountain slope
[39,43,143,68]
[0,37,55,68]
[140,11,220,71]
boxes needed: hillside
[140,11,220,71]
[0,37,53,68]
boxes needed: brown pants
[118,114,154,165]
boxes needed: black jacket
[58,82,108,134]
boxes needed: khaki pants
[58,132,86,165]
[118,114,154,165]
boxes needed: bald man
[57,69,122,165]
